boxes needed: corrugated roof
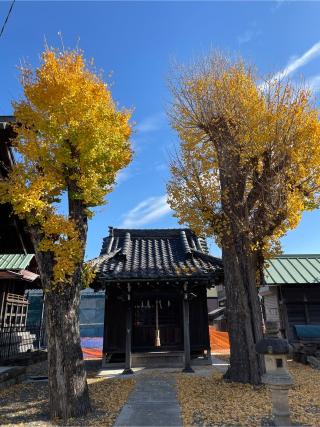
[90,228,223,285]
[0,254,34,270]
[265,255,320,285]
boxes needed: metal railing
[0,323,46,361]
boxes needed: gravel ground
[176,360,320,426]
[0,361,135,426]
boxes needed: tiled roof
[265,255,320,285]
[90,228,223,285]
[0,115,15,130]
[0,254,34,270]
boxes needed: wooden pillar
[102,289,108,367]
[279,286,289,339]
[38,293,45,349]
[204,286,211,360]
[182,282,194,373]
[122,283,134,375]
[0,286,6,328]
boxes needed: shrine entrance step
[132,351,184,368]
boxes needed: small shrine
[90,227,223,372]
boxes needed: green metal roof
[265,255,320,285]
[0,254,34,270]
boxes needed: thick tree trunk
[29,186,92,420]
[222,241,265,384]
[45,283,91,420]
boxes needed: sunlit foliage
[0,48,132,284]
[167,53,320,258]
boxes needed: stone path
[113,356,229,426]
[211,355,229,374]
[114,375,182,427]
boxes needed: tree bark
[28,175,92,420]
[45,284,91,420]
[222,240,265,384]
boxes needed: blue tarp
[81,337,103,349]
[294,325,320,339]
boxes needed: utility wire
[0,0,16,39]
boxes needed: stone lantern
[256,321,293,427]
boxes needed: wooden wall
[103,287,126,354]
[189,285,210,352]
[261,284,320,340]
[103,282,210,356]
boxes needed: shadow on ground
[0,361,135,426]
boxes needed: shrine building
[90,227,223,373]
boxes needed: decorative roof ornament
[89,228,223,287]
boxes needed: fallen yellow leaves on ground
[1,361,319,426]
[176,361,320,426]
[85,376,135,426]
[288,362,320,426]
[0,376,135,426]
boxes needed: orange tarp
[82,348,102,359]
[209,327,230,354]
[82,329,230,359]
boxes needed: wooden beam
[182,282,194,373]
[122,283,134,375]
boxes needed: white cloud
[307,75,320,92]
[271,0,286,13]
[119,195,172,228]
[155,163,168,172]
[116,169,131,185]
[237,23,260,45]
[272,41,320,81]
[238,30,255,45]
[259,41,320,92]
[136,112,166,133]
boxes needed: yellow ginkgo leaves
[0,48,132,285]
[167,53,320,258]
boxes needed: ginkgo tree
[0,48,132,419]
[167,53,320,384]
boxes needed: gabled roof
[265,254,320,285]
[90,228,223,286]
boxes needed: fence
[0,324,46,361]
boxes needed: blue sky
[1,1,320,259]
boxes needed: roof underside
[0,254,34,270]
[90,228,223,285]
[265,255,320,285]
[0,115,15,130]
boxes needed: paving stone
[114,376,182,426]
[211,355,229,373]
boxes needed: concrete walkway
[113,355,229,427]
[211,355,229,374]
[114,375,182,427]
[112,355,229,427]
